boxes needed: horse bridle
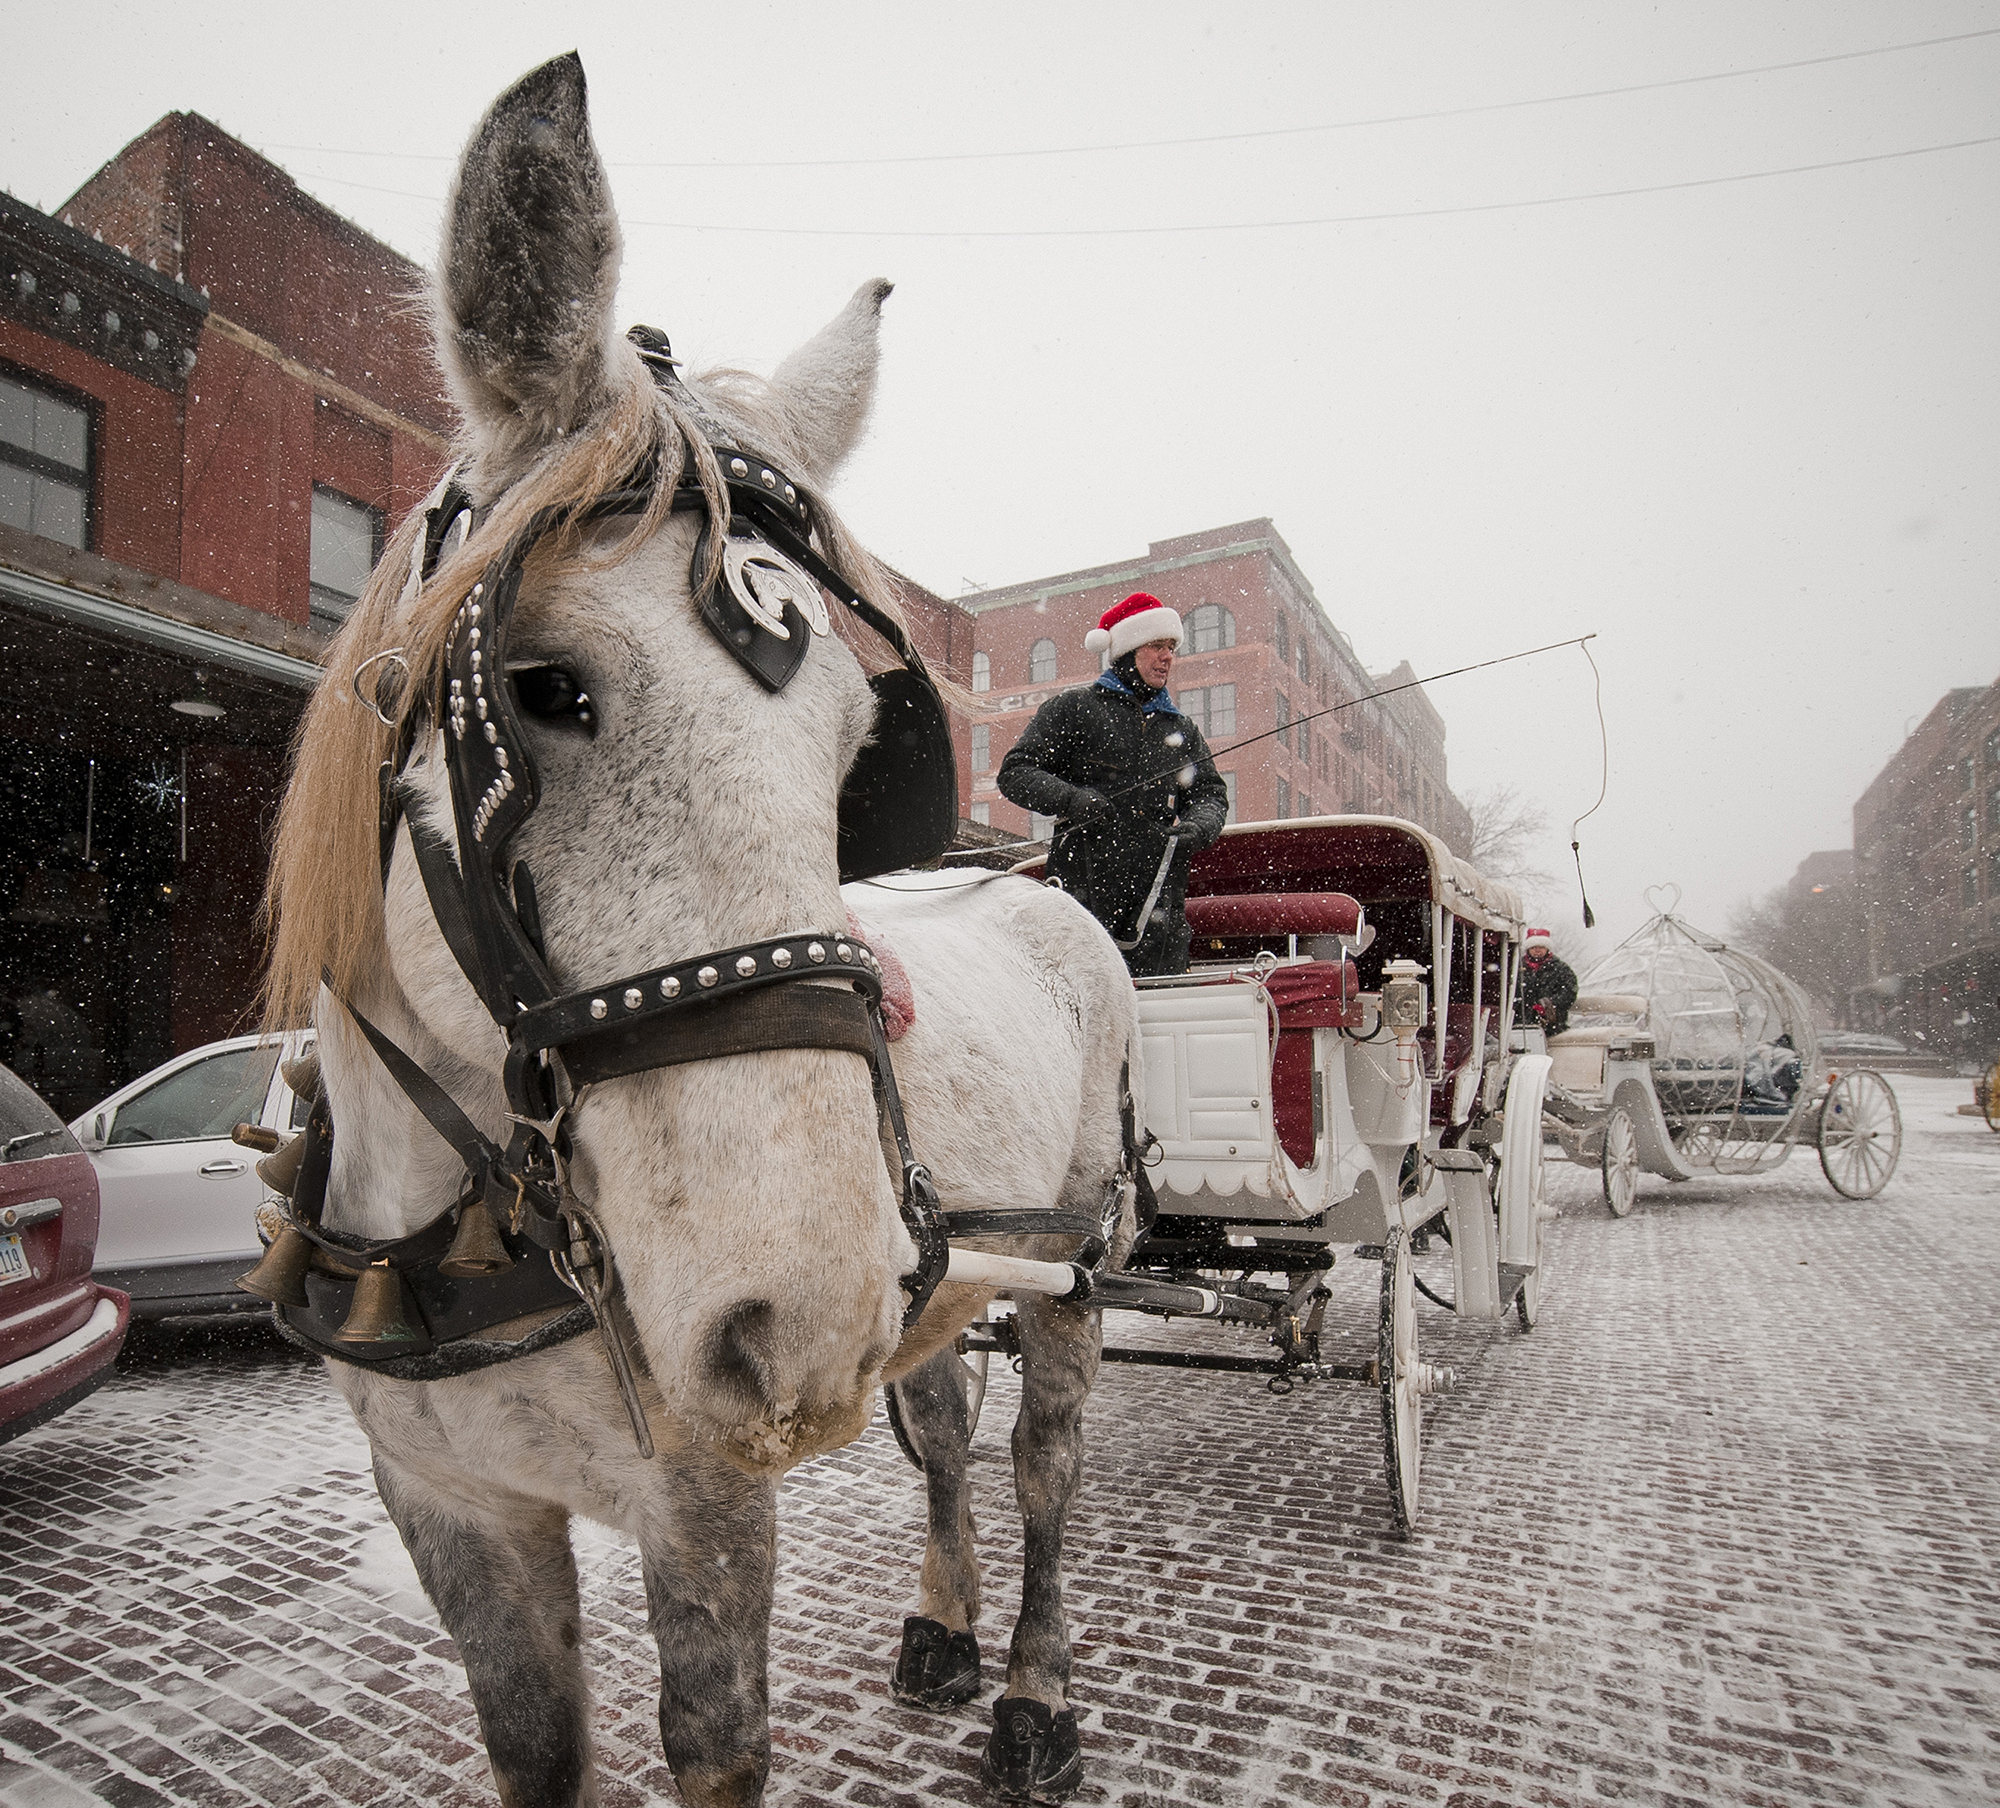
[273,330,983,1437]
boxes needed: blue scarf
[1094,668,1182,717]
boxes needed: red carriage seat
[1184,891,1365,944]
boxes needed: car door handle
[199,1159,248,1177]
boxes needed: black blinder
[840,667,959,884]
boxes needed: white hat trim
[1086,605,1183,661]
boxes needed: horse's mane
[260,364,905,1030]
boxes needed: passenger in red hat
[1515,927,1578,1037]
[998,593,1229,976]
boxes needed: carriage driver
[998,592,1231,977]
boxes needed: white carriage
[952,817,1555,1536]
[1541,889,1902,1211]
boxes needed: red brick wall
[61,114,452,626]
[66,116,452,440]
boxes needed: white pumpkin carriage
[1539,888,1901,1212]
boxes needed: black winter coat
[1516,950,1579,1037]
[997,676,1230,976]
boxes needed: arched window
[971,651,990,693]
[1029,639,1058,684]
[1187,605,1235,654]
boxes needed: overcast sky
[7,2,1997,961]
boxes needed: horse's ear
[438,53,630,455]
[766,279,895,484]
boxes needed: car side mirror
[81,1112,110,1152]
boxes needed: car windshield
[0,1064,80,1161]
[109,1046,280,1145]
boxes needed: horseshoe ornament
[723,531,830,640]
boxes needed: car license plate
[0,1232,29,1287]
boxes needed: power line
[299,132,2000,236]
[261,25,2000,173]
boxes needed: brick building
[1,117,450,1116]
[956,518,1472,851]
[1850,675,2000,1055]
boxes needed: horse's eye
[511,664,597,736]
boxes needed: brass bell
[334,1261,421,1343]
[438,1199,514,1278]
[282,1050,322,1098]
[255,1131,309,1198]
[236,1225,313,1308]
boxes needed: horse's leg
[982,1290,1100,1803]
[889,1347,984,1706]
[637,1451,779,1808]
[372,1456,597,1808]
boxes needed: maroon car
[1,1063,129,1446]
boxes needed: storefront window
[0,371,91,549]
[309,485,383,631]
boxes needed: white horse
[260,53,1137,1808]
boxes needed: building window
[1964,805,1979,851]
[1029,638,1058,684]
[1187,604,1235,653]
[971,724,990,772]
[1297,720,1311,769]
[1273,614,1289,662]
[1961,757,1975,791]
[1966,863,1980,908]
[1988,783,2000,831]
[1319,741,1329,780]
[1030,812,1056,841]
[0,371,91,549]
[1987,729,2000,768]
[1219,770,1236,823]
[1297,644,1310,684]
[971,651,990,693]
[309,485,384,631]
[1275,778,1291,819]
[1299,792,1312,819]
[1182,683,1236,738]
[970,801,990,825]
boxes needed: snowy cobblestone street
[3,1075,1995,1808]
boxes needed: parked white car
[70,1033,314,1321]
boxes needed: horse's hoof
[892,1614,982,1708]
[979,1696,1082,1803]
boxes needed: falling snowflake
[137,762,182,811]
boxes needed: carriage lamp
[1380,960,1428,1031]
[1381,959,1429,1091]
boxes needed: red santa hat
[1524,926,1552,949]
[1085,592,1183,662]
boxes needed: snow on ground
[2,1074,1995,1806]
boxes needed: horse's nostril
[704,1299,783,1413]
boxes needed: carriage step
[1495,1262,1536,1308]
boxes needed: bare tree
[1728,879,1869,1022]
[1461,782,1558,895]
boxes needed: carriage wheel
[1983,1059,2000,1132]
[1600,1107,1639,1218]
[1817,1071,1902,1200]
[883,1319,992,1472]
[1379,1225,1422,1538]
